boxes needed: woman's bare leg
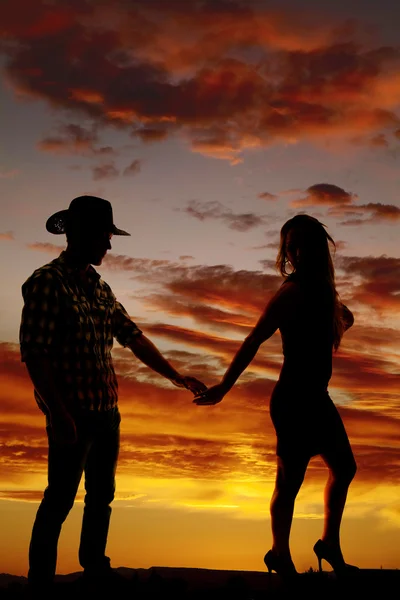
[320,445,357,551]
[270,455,309,557]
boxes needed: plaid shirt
[19,251,142,412]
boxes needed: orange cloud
[258,192,278,201]
[0,231,15,240]
[2,1,400,161]
[337,255,400,313]
[1,336,399,499]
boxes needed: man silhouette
[19,196,207,597]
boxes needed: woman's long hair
[276,214,345,350]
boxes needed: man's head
[46,195,130,265]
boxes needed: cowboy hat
[46,195,130,236]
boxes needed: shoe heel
[263,549,297,579]
[317,556,322,572]
[264,551,272,575]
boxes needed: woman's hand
[192,382,228,406]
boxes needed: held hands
[172,374,208,396]
[193,382,228,406]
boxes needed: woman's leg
[270,454,309,557]
[320,442,357,551]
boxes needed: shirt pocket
[63,296,90,342]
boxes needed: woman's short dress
[270,380,352,459]
[269,277,353,460]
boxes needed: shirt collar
[57,251,101,281]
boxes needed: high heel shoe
[313,539,360,576]
[264,549,298,579]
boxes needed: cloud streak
[1,336,399,503]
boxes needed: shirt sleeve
[113,300,143,347]
[19,269,61,362]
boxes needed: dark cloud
[369,133,389,147]
[37,123,116,156]
[337,255,400,312]
[27,242,65,254]
[183,200,266,231]
[92,161,119,180]
[259,259,278,271]
[293,183,356,207]
[102,253,173,273]
[135,127,170,143]
[339,202,400,225]
[123,159,142,176]
[292,183,400,224]
[1,1,400,162]
[331,348,400,395]
[250,243,278,250]
[141,294,258,336]
[22,238,400,328]
[258,192,278,201]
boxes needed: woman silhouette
[194,214,358,578]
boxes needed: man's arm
[128,334,206,394]
[20,270,77,443]
[24,356,70,419]
[23,356,77,445]
[113,300,207,395]
[194,283,292,405]
[127,334,180,384]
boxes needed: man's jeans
[28,406,121,587]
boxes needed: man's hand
[49,409,77,445]
[192,382,228,406]
[171,374,208,396]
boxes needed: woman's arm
[194,283,295,404]
[220,289,284,392]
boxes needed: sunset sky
[0,0,399,577]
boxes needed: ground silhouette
[0,565,398,599]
